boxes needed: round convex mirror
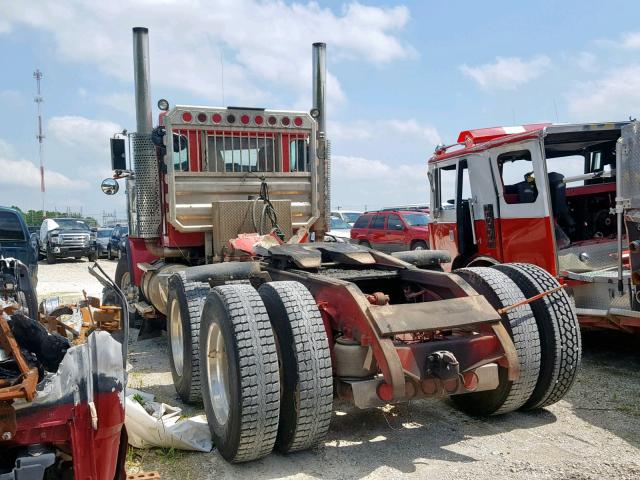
[101,178,119,195]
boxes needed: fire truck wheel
[359,240,371,248]
[492,263,581,410]
[258,281,333,453]
[167,272,210,404]
[200,284,280,463]
[452,267,541,415]
[411,240,428,250]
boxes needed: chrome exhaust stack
[312,42,330,236]
[133,27,153,134]
[131,27,161,238]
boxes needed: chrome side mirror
[101,178,119,195]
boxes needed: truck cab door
[465,152,503,263]
[488,139,557,275]
[429,161,459,270]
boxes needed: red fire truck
[101,28,581,463]
[428,122,640,334]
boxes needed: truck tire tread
[167,272,210,404]
[493,263,581,409]
[200,284,280,463]
[258,281,333,453]
[453,267,541,415]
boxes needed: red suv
[350,210,430,252]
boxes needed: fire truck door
[429,161,459,270]
[466,152,503,262]
[488,139,557,274]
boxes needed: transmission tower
[34,69,45,216]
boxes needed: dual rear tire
[452,264,581,416]
[197,281,333,463]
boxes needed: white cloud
[331,154,428,208]
[621,32,640,49]
[97,92,135,116]
[573,51,596,71]
[566,65,640,121]
[460,55,551,90]
[48,116,123,152]
[0,1,413,107]
[0,139,86,189]
[331,118,440,145]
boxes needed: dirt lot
[37,260,640,480]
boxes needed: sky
[1,0,639,222]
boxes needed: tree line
[10,206,98,228]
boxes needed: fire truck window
[497,150,538,204]
[436,165,457,209]
[172,134,189,172]
[289,139,308,172]
[207,136,280,173]
[370,215,386,229]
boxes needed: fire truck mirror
[110,138,127,171]
[101,178,120,196]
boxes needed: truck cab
[0,207,38,286]
[428,121,640,333]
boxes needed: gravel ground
[36,260,640,480]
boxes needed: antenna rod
[33,69,45,217]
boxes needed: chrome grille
[60,233,89,247]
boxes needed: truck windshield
[402,213,429,226]
[52,219,90,231]
[97,230,112,238]
[0,211,25,241]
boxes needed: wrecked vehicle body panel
[1,330,126,479]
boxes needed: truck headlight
[50,236,60,244]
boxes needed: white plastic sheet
[125,389,212,452]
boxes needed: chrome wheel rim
[170,299,184,375]
[206,322,230,425]
[120,271,131,290]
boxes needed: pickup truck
[39,218,97,264]
[0,207,38,286]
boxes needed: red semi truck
[101,28,581,463]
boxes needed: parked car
[0,207,38,285]
[39,218,97,264]
[107,225,128,259]
[331,210,363,227]
[325,216,352,242]
[350,209,430,252]
[96,227,113,258]
[381,204,430,214]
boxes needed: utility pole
[33,69,46,216]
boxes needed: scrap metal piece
[0,314,38,402]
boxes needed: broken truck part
[101,27,581,463]
[0,258,127,479]
[429,121,640,334]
